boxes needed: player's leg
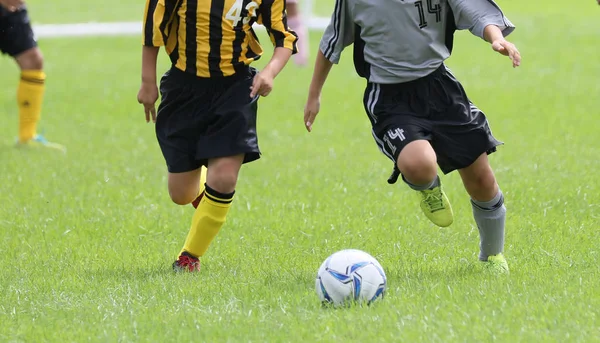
[429,65,507,273]
[176,154,244,270]
[15,47,45,142]
[3,8,63,150]
[458,153,508,274]
[395,139,453,227]
[365,82,454,227]
[286,0,309,66]
[162,67,261,272]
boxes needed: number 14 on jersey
[414,0,442,29]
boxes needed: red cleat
[172,252,201,272]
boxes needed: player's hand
[304,95,321,132]
[137,82,159,123]
[0,0,24,11]
[250,70,274,98]
[491,38,521,68]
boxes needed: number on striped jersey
[225,0,259,26]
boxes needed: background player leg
[458,153,508,274]
[397,140,454,227]
[172,154,244,272]
[286,0,309,66]
[14,47,64,151]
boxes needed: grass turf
[1,0,600,342]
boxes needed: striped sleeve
[142,0,166,47]
[258,0,298,53]
[449,0,515,39]
[318,0,354,64]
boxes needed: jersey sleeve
[448,0,515,40]
[142,0,180,47]
[319,0,355,64]
[257,0,298,53]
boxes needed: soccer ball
[315,249,387,307]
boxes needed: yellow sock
[198,166,207,196]
[181,185,234,258]
[18,70,46,142]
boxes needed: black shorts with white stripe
[363,63,502,175]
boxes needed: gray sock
[471,191,506,261]
[403,175,440,191]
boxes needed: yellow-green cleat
[419,185,454,227]
[482,253,509,275]
[16,135,66,153]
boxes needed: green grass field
[1,0,600,342]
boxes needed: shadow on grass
[88,264,176,282]
[387,259,481,284]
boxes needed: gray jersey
[320,0,515,84]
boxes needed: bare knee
[466,170,498,201]
[169,190,197,205]
[167,169,202,205]
[397,140,438,185]
[16,48,44,70]
[207,155,244,194]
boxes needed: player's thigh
[0,8,38,59]
[371,121,427,162]
[429,69,502,175]
[155,69,206,176]
[431,102,502,175]
[198,68,261,166]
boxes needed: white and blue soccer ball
[315,249,387,307]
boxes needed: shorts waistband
[376,63,447,90]
[167,65,252,86]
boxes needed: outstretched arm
[449,0,520,67]
[483,25,521,68]
[303,0,354,132]
[251,0,297,98]
[304,50,334,132]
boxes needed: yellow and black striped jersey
[143,0,298,78]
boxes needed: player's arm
[449,0,520,67]
[304,51,333,132]
[304,0,354,132]
[251,0,297,98]
[483,25,521,68]
[137,0,167,123]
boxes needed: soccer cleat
[16,134,66,153]
[482,253,509,275]
[172,252,201,272]
[419,185,454,227]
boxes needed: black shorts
[364,63,502,175]
[156,66,260,173]
[0,7,37,57]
